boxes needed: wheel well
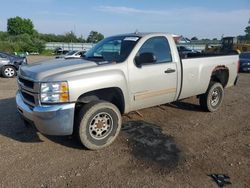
[76,87,125,114]
[2,64,17,69]
[210,66,229,87]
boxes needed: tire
[1,65,17,78]
[76,101,122,150]
[199,82,224,112]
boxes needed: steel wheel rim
[211,88,221,106]
[4,67,15,77]
[89,112,113,140]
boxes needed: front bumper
[16,91,75,135]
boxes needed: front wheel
[199,82,224,112]
[1,66,16,78]
[75,101,122,150]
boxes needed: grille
[21,91,35,105]
[18,77,34,90]
[18,76,39,106]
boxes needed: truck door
[128,36,177,110]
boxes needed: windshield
[84,36,141,63]
[240,53,250,59]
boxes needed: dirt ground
[0,56,249,188]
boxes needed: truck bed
[179,54,238,100]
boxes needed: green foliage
[40,49,54,56]
[7,16,35,36]
[87,31,104,43]
[0,41,17,53]
[245,26,250,40]
[1,16,105,54]
[0,32,45,53]
[64,31,78,42]
[38,31,86,43]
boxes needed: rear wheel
[1,66,16,78]
[199,82,224,112]
[75,101,122,150]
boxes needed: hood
[19,58,98,81]
[9,55,25,61]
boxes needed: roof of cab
[110,32,171,38]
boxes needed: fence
[46,41,222,53]
[177,41,221,52]
[45,42,94,51]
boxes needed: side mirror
[135,52,157,67]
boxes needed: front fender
[68,69,130,112]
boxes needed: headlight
[40,82,69,103]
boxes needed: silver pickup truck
[16,33,239,150]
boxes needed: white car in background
[64,50,86,59]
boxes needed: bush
[40,49,54,56]
[0,41,18,53]
[0,32,45,53]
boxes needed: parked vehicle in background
[239,52,250,72]
[205,37,250,54]
[29,52,40,55]
[55,49,70,59]
[64,50,86,59]
[0,52,27,78]
[177,45,199,58]
[16,32,238,150]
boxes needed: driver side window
[136,36,172,64]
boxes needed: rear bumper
[16,91,75,135]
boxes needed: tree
[244,18,250,41]
[7,16,35,36]
[245,26,250,40]
[87,31,104,43]
[78,35,86,43]
[63,31,78,43]
[245,26,250,35]
[191,36,198,41]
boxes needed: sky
[0,0,250,39]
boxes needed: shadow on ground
[0,97,182,157]
[122,121,181,169]
[0,97,42,143]
[167,101,202,112]
[0,97,83,149]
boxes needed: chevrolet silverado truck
[16,33,239,150]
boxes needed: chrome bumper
[16,91,75,135]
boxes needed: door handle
[164,68,176,73]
